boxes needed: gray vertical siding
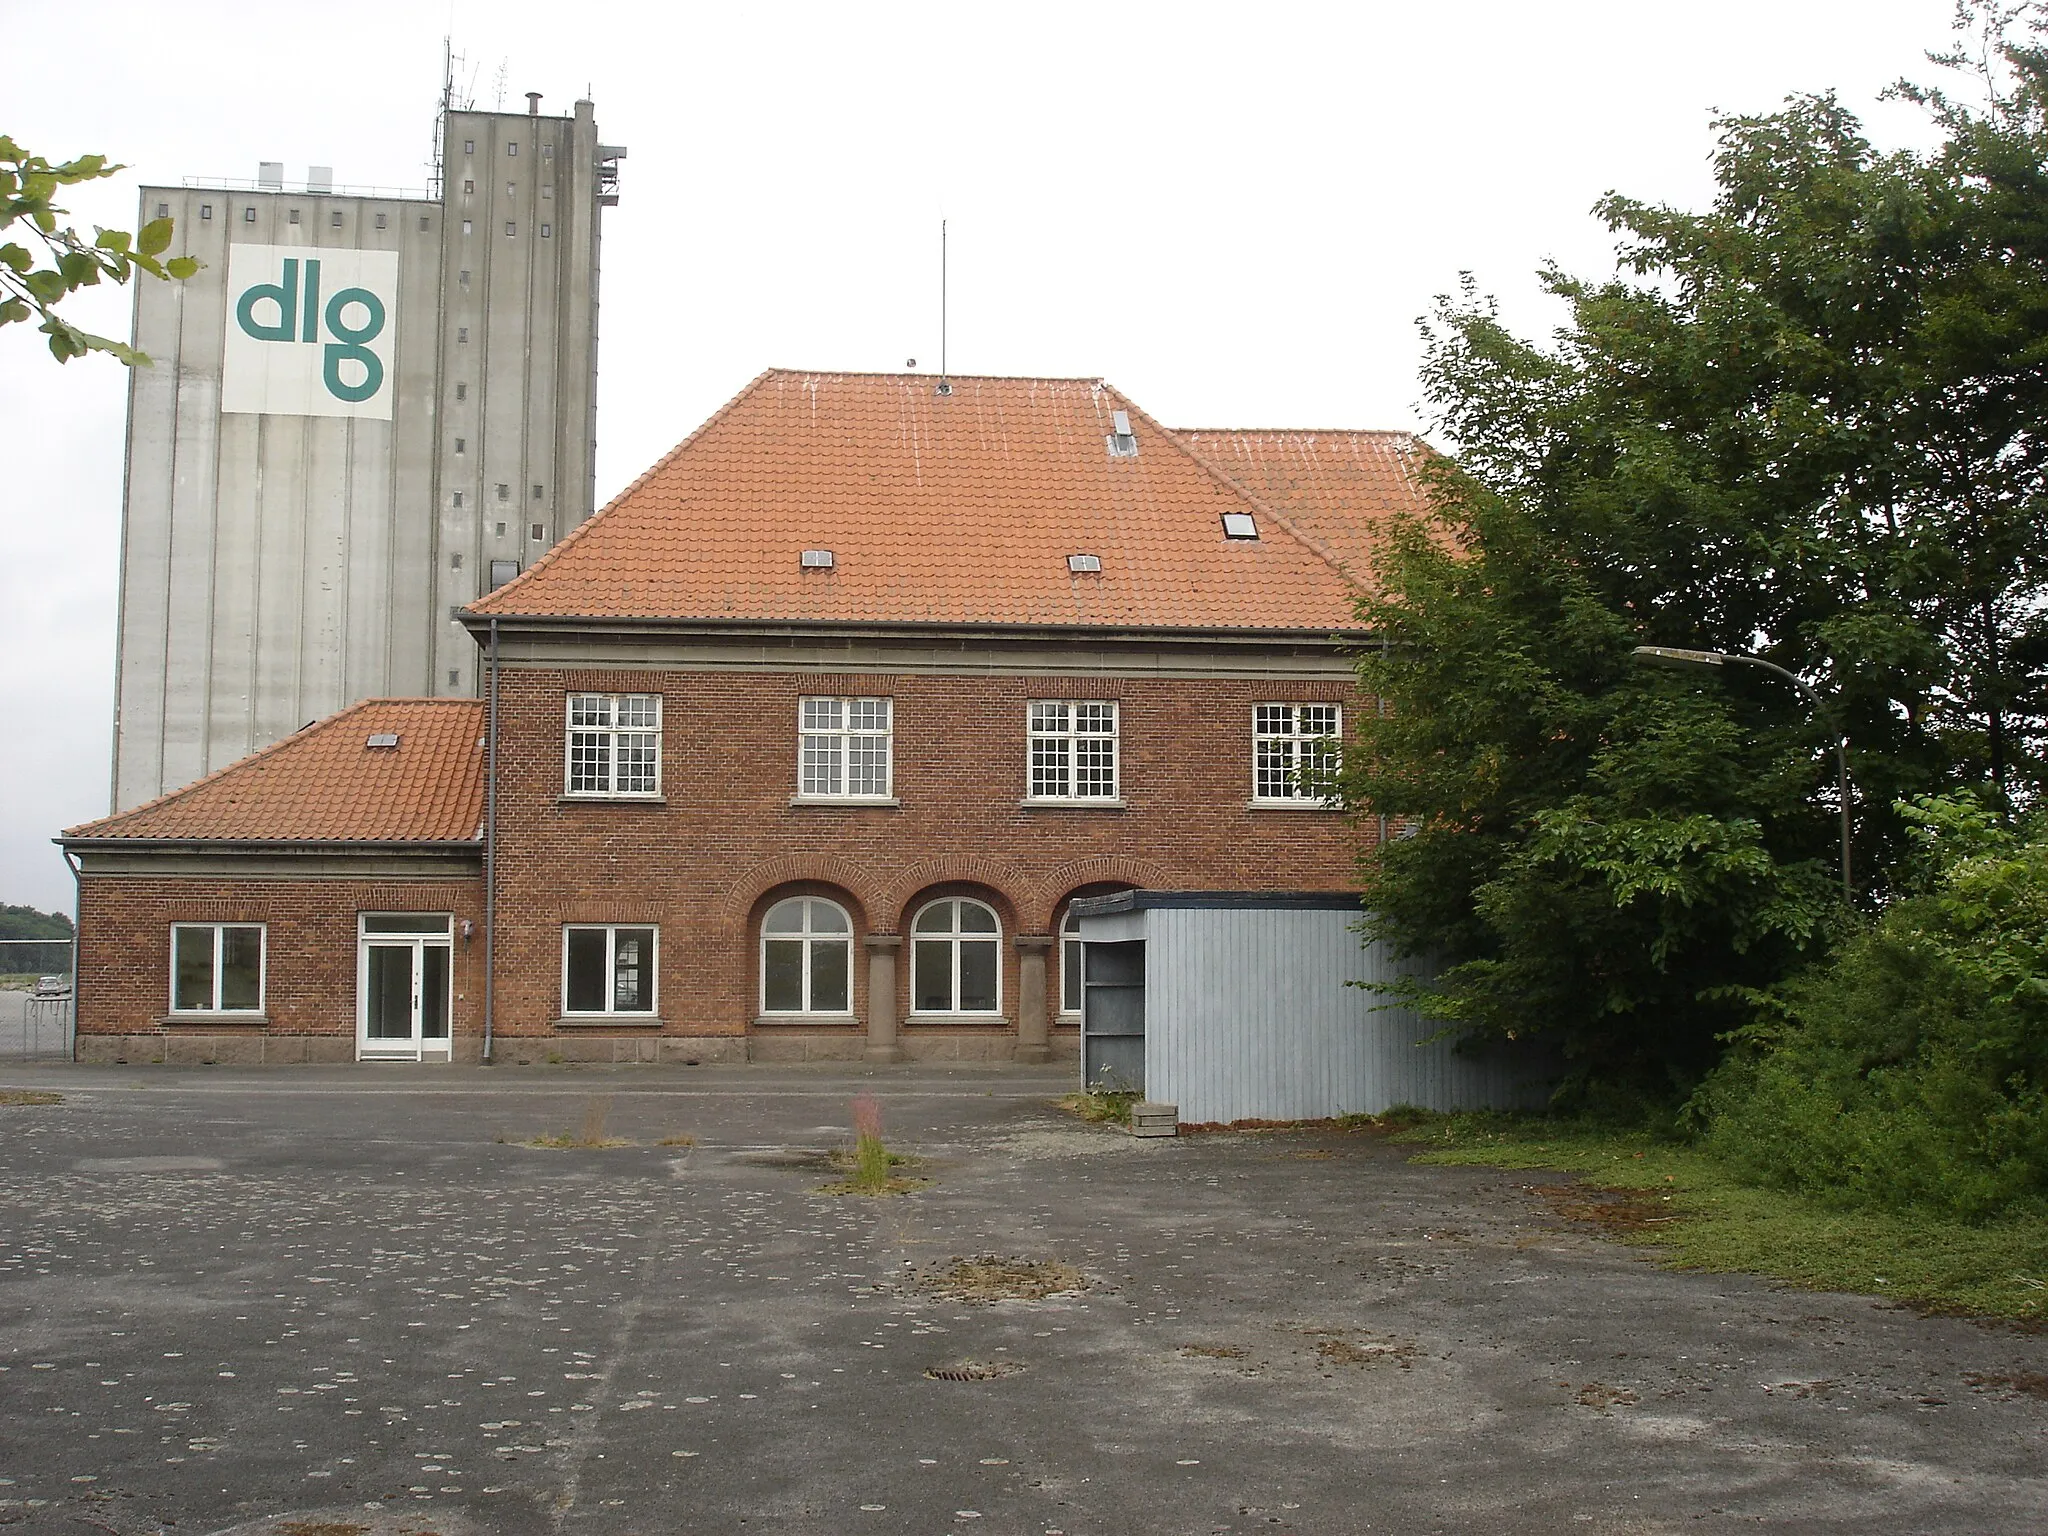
[1102,907,1549,1123]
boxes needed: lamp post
[1631,645,1853,902]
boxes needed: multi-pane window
[565,694,661,797]
[1253,704,1342,802]
[760,897,853,1014]
[563,926,657,1014]
[911,898,1001,1014]
[799,698,892,798]
[171,924,264,1013]
[1028,701,1118,800]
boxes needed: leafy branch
[0,135,199,365]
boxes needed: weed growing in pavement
[524,1094,633,1149]
[1058,1089,1140,1126]
[0,1090,61,1107]
[1392,1112,2048,1323]
[820,1093,925,1195]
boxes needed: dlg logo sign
[221,245,398,420]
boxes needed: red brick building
[63,371,1427,1065]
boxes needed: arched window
[911,898,1001,1014]
[1060,906,1083,1015]
[761,897,853,1014]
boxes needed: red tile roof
[472,371,1425,632]
[1176,429,1431,587]
[64,700,486,844]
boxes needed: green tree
[1346,4,2048,1091]
[1,135,197,363]
[0,904,73,942]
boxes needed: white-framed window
[1060,906,1084,1016]
[911,898,1002,1014]
[170,923,265,1013]
[760,897,853,1014]
[798,697,892,799]
[562,925,657,1014]
[1253,703,1342,803]
[1027,700,1119,801]
[565,693,661,797]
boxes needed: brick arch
[1025,854,1172,932]
[718,856,883,938]
[881,857,1034,934]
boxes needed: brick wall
[491,666,1370,1043]
[75,875,483,1056]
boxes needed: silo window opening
[529,523,546,542]
[506,182,516,198]
[463,179,474,195]
[461,219,472,236]
[496,484,510,502]
[455,382,467,401]
[495,522,506,537]
[457,326,468,344]
[531,484,544,500]
[454,437,466,455]
[540,224,551,238]
[199,204,212,221]
[452,492,464,509]
[507,142,518,156]
[418,215,430,231]
[451,553,464,570]
[504,221,516,237]
[374,212,386,229]
[459,270,470,286]
[243,207,256,223]
[155,202,169,220]
[542,184,553,199]
[449,669,461,687]
[287,209,300,224]
[463,139,474,155]
[330,211,343,228]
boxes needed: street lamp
[1630,645,1853,902]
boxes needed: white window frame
[564,693,662,798]
[1252,703,1343,806]
[561,925,659,1016]
[795,697,895,803]
[1026,700,1120,803]
[1059,906,1084,1017]
[169,922,266,1014]
[759,897,856,1015]
[909,898,1003,1016]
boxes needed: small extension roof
[471,370,1428,632]
[62,700,486,846]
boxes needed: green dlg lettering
[322,288,386,403]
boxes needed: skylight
[366,733,400,749]
[1067,553,1102,573]
[1222,513,1259,539]
[1106,409,1138,458]
[801,549,835,569]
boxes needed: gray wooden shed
[1069,891,1553,1125]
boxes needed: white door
[357,915,452,1061]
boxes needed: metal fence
[0,940,75,1059]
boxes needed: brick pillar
[863,934,906,1063]
[1014,934,1053,1064]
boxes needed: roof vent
[801,549,835,569]
[307,165,333,193]
[257,161,284,189]
[1067,553,1102,574]
[1222,513,1259,540]
[366,732,400,750]
[1106,409,1137,458]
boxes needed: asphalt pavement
[0,1062,2042,1535]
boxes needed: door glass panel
[365,945,414,1040]
[810,939,849,1011]
[959,940,998,1011]
[220,926,263,1009]
[763,940,803,1011]
[565,929,608,1012]
[913,940,952,1012]
[420,945,450,1039]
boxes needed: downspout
[484,617,500,1063]
[63,849,82,1061]
[1375,634,1389,854]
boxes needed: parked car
[32,975,71,1000]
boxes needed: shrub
[1696,794,2048,1221]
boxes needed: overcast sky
[0,0,1964,915]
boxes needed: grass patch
[519,1094,633,1149]
[818,1091,928,1196]
[1057,1089,1140,1126]
[0,1089,63,1107]
[1394,1114,2048,1323]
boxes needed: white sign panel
[221,244,398,419]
